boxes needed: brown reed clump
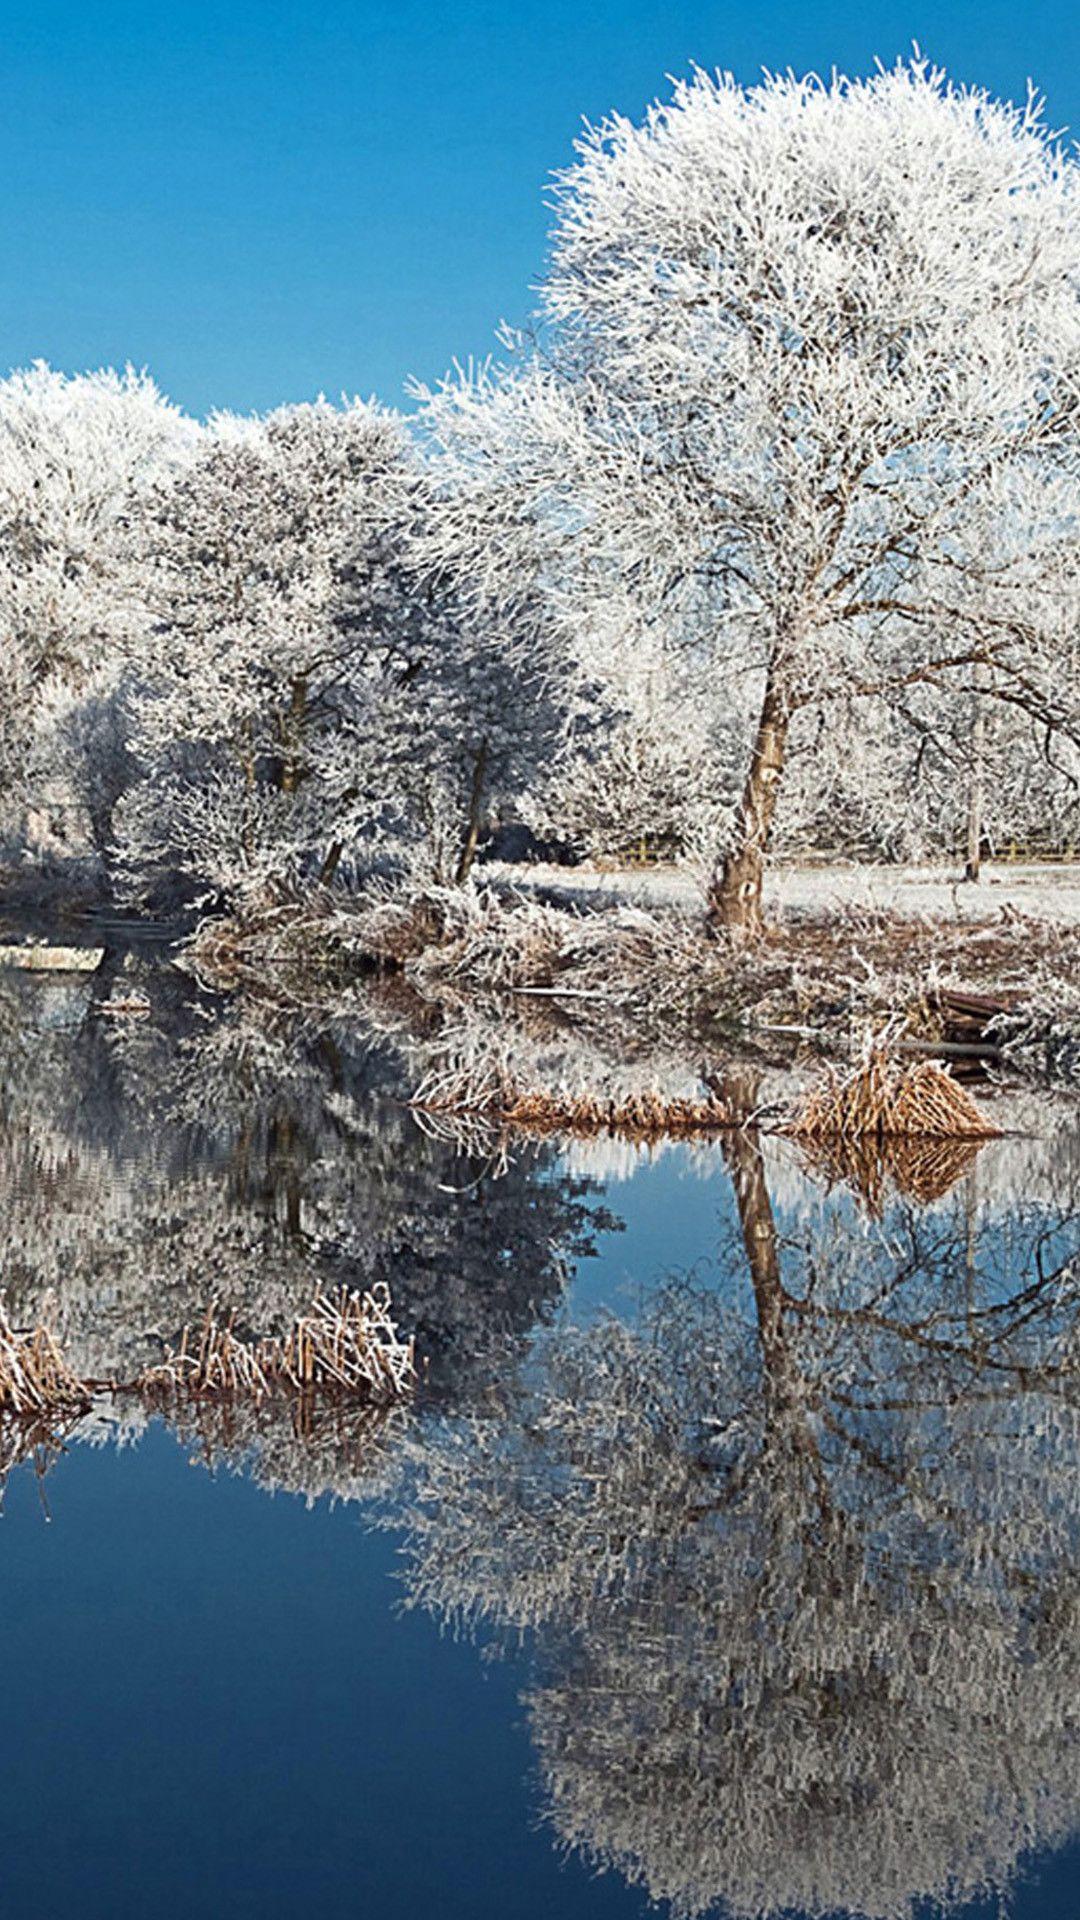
[411,1071,744,1144]
[499,1089,742,1141]
[274,1285,416,1398]
[137,1284,415,1404]
[0,1303,91,1414]
[787,1049,1000,1142]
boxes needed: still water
[1,952,1079,1920]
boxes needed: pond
[1,946,1079,1920]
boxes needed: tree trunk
[708,669,790,936]
[454,738,489,886]
[723,1111,794,1417]
[964,674,985,883]
[720,1081,825,1487]
[280,676,308,795]
[318,839,344,888]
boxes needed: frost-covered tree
[421,57,1080,927]
[0,363,198,861]
[517,602,738,862]
[118,399,416,903]
[120,398,565,904]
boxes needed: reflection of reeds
[0,1304,91,1414]
[153,1391,405,1508]
[137,1284,415,1402]
[787,1052,999,1142]
[0,1409,82,1509]
[794,1134,986,1215]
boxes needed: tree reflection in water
[0,972,613,1396]
[4,967,1080,1917]
[395,1111,1080,1920]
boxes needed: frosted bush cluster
[2,57,1080,918]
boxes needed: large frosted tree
[422,57,1080,929]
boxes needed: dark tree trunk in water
[708,670,791,936]
[723,1105,797,1420]
[454,738,489,885]
[720,1082,825,1483]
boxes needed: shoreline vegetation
[0,1045,1004,1449]
[182,866,1080,1092]
[0,1285,416,1422]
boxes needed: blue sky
[3,0,1078,417]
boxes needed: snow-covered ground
[489,859,1080,925]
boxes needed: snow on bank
[488,859,1080,926]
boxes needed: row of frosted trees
[4,57,1080,927]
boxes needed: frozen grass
[190,871,1080,1016]
[488,857,1080,927]
[185,869,1080,1096]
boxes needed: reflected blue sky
[0,1398,1075,1919]
[2,1127,1079,1920]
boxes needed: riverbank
[182,863,1080,1090]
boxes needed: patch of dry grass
[786,1049,1000,1141]
[137,1284,415,1403]
[0,1303,91,1414]
[411,1074,746,1145]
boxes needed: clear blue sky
[3,0,1078,417]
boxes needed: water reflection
[2,957,1080,1919]
[396,1129,1080,1920]
[0,967,611,1396]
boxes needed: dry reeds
[0,1303,91,1414]
[276,1286,415,1397]
[497,1089,741,1141]
[411,1062,744,1145]
[137,1284,415,1403]
[786,1048,1000,1142]
[138,1304,272,1398]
